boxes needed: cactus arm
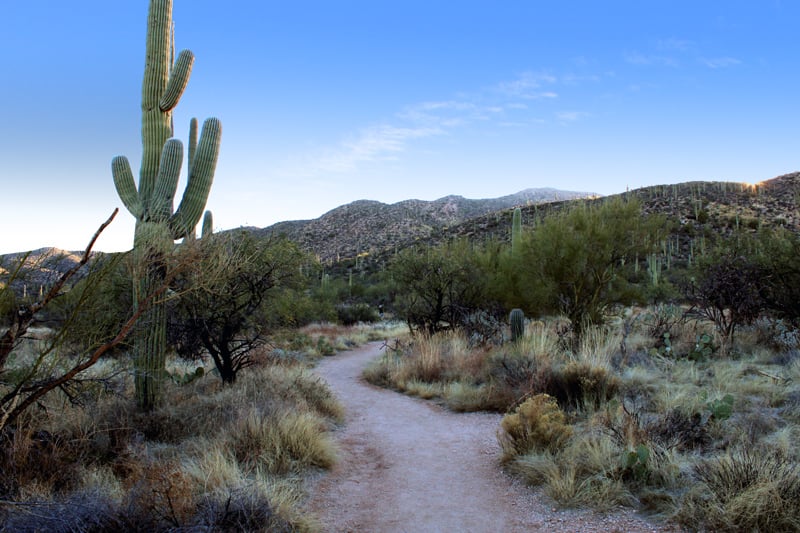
[159,49,194,112]
[170,117,221,238]
[188,117,198,176]
[150,139,183,220]
[139,0,174,208]
[112,156,143,218]
[201,210,213,238]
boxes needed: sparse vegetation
[365,299,800,527]
[0,319,401,529]
[3,10,800,524]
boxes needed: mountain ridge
[253,187,595,262]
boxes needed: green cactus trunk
[510,308,525,343]
[113,0,221,411]
[131,222,172,409]
[511,207,522,256]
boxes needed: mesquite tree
[112,0,221,410]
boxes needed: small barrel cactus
[510,308,525,342]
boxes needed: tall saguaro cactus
[511,207,522,256]
[112,0,222,410]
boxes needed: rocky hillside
[0,248,87,295]
[253,188,593,263]
[4,174,797,285]
[429,172,800,254]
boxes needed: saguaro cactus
[112,0,222,410]
[509,308,525,343]
[511,207,522,256]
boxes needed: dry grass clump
[0,348,342,530]
[363,331,477,394]
[228,408,338,475]
[553,360,619,410]
[676,449,800,532]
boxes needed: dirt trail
[307,342,670,532]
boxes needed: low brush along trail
[307,341,674,532]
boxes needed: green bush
[336,303,380,326]
[512,198,663,344]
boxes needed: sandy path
[307,342,672,533]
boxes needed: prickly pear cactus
[112,0,221,410]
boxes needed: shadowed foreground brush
[676,449,800,532]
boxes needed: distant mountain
[253,188,595,263]
[4,174,798,286]
[0,248,86,295]
[431,172,800,258]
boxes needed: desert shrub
[677,449,800,532]
[499,394,573,462]
[195,486,300,532]
[509,433,638,511]
[552,360,619,410]
[758,227,800,325]
[389,239,492,335]
[486,351,553,410]
[751,317,800,354]
[0,425,83,499]
[228,409,337,475]
[443,381,489,412]
[362,357,392,388]
[0,489,128,532]
[336,302,380,326]
[169,233,311,384]
[512,198,663,344]
[640,303,684,345]
[264,365,344,422]
[684,251,767,353]
[646,408,711,452]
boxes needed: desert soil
[307,341,677,533]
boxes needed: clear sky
[1,1,797,253]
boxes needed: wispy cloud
[313,125,443,173]
[657,38,693,52]
[285,67,602,177]
[556,110,589,123]
[699,56,741,69]
[496,72,559,99]
[624,51,679,67]
[399,100,478,127]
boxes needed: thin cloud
[556,110,588,123]
[657,38,693,51]
[497,72,558,99]
[624,51,679,67]
[399,100,477,126]
[312,124,444,173]
[699,56,741,69]
[287,66,598,177]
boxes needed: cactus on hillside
[511,207,522,256]
[510,308,525,342]
[112,0,221,410]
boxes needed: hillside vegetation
[2,171,799,530]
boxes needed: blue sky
[1,1,797,253]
